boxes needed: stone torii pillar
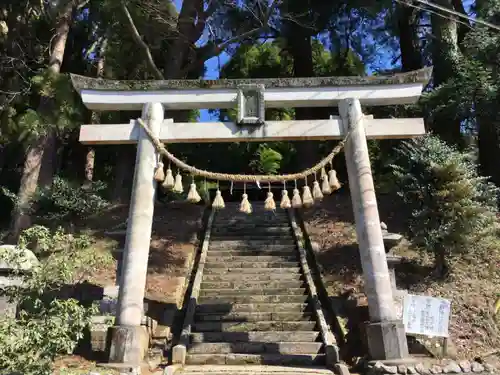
[340,98,408,360]
[108,102,164,364]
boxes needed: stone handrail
[287,210,340,367]
[172,208,215,364]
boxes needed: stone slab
[190,331,319,343]
[195,302,308,314]
[173,365,335,375]
[187,342,323,355]
[194,311,314,322]
[185,353,326,366]
[199,287,306,297]
[193,320,316,332]
[198,294,308,304]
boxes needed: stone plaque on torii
[71,67,431,365]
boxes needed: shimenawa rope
[136,117,355,183]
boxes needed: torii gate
[71,68,431,365]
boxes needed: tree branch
[121,2,164,79]
[451,0,470,44]
[180,0,281,77]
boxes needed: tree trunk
[111,146,136,203]
[9,136,49,241]
[83,146,96,188]
[288,24,317,170]
[0,145,6,175]
[430,0,463,145]
[434,244,449,278]
[83,36,107,188]
[9,0,76,241]
[451,0,470,47]
[474,1,500,185]
[477,112,500,187]
[397,2,422,72]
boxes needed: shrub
[35,176,109,221]
[0,226,112,374]
[391,135,499,277]
[18,225,92,255]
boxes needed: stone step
[188,342,324,355]
[201,280,305,290]
[210,236,294,241]
[212,220,291,229]
[194,311,314,322]
[212,222,291,228]
[198,295,308,304]
[212,227,292,234]
[196,303,309,314]
[206,255,298,262]
[193,321,316,332]
[190,331,320,343]
[215,209,288,216]
[202,273,303,282]
[204,268,301,275]
[204,261,299,269]
[176,365,335,375]
[212,217,290,228]
[199,288,306,297]
[207,249,297,256]
[209,242,296,250]
[185,353,325,366]
[216,208,287,214]
[213,215,288,220]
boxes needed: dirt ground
[302,190,500,366]
[54,201,205,375]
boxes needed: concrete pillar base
[365,320,409,360]
[172,344,186,364]
[108,325,149,364]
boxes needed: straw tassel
[328,169,341,191]
[291,188,302,208]
[187,183,201,203]
[154,161,165,182]
[312,180,323,201]
[162,167,175,189]
[212,188,225,209]
[280,190,291,209]
[302,185,314,208]
[321,174,332,195]
[173,172,183,193]
[240,194,252,214]
[321,167,327,180]
[264,192,276,211]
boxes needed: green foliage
[17,72,83,141]
[35,177,110,221]
[391,135,499,275]
[0,226,112,375]
[19,225,92,256]
[250,145,283,175]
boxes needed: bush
[18,225,92,255]
[391,135,499,276]
[0,226,112,374]
[35,176,109,221]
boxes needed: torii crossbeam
[71,67,431,366]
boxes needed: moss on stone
[70,67,432,92]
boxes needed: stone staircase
[173,203,336,371]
